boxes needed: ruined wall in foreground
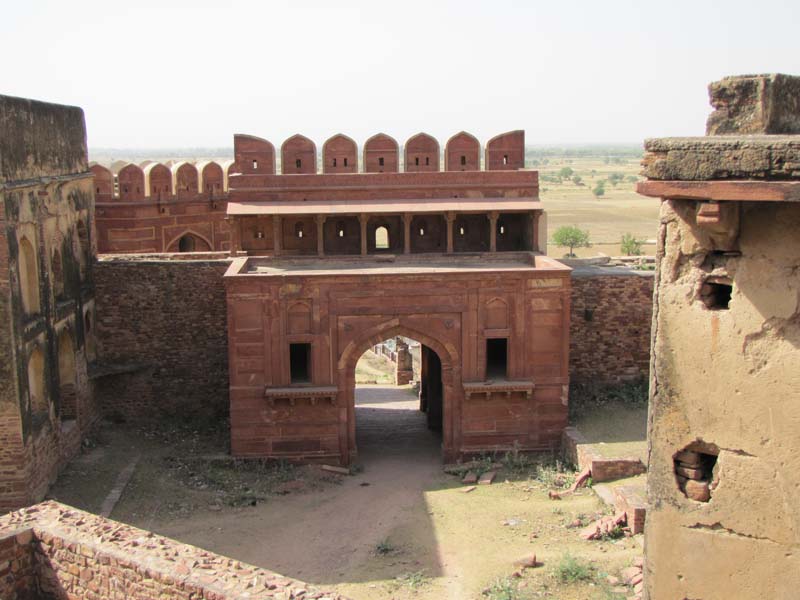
[639,74,800,600]
[0,501,349,599]
[569,270,653,384]
[93,256,230,421]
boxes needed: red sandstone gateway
[222,130,572,464]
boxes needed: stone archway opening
[350,335,445,462]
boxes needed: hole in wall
[700,278,732,310]
[674,441,719,502]
[486,338,508,380]
[379,157,384,167]
[290,343,311,384]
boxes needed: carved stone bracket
[264,385,338,407]
[463,380,534,400]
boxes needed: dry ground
[48,383,643,600]
[538,156,660,259]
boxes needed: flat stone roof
[226,253,569,278]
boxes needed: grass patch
[482,576,533,600]
[394,570,429,590]
[554,553,596,584]
[374,538,396,556]
[569,378,648,421]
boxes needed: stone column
[403,213,412,254]
[316,215,326,257]
[445,212,455,254]
[228,216,242,256]
[536,211,548,254]
[359,214,368,255]
[488,211,499,252]
[272,215,282,256]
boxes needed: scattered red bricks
[579,511,628,540]
[478,471,497,485]
[462,471,479,485]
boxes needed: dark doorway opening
[486,338,508,379]
[419,345,443,431]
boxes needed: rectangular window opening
[503,155,508,165]
[415,157,420,166]
[252,159,258,169]
[486,338,508,380]
[295,158,302,169]
[333,158,337,167]
[344,157,348,167]
[290,343,311,384]
[460,155,466,166]
[379,157,385,166]
[425,157,430,166]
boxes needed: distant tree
[572,175,583,186]
[608,172,624,186]
[626,175,638,184]
[621,233,644,256]
[592,181,606,198]
[552,225,591,258]
[558,166,574,178]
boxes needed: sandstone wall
[93,257,230,421]
[569,269,653,384]
[644,199,800,599]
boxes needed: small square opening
[700,279,732,310]
[486,338,508,379]
[290,343,311,384]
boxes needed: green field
[532,150,660,258]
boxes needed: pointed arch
[18,235,40,315]
[485,130,525,170]
[117,163,145,201]
[143,163,172,199]
[234,134,276,175]
[166,230,213,253]
[171,162,199,200]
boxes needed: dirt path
[149,385,461,596]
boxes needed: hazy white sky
[2,0,799,149]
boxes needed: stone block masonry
[93,256,230,422]
[0,501,349,599]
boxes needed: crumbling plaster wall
[645,198,800,598]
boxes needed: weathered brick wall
[0,501,350,599]
[569,269,654,384]
[0,529,35,600]
[93,257,230,421]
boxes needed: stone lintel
[637,180,800,202]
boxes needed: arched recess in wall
[57,329,77,421]
[27,346,48,420]
[18,236,41,315]
[287,301,312,334]
[485,297,509,329]
[168,231,213,253]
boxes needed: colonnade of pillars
[230,210,539,257]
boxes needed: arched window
[418,220,427,237]
[18,236,40,315]
[178,235,196,252]
[295,222,305,239]
[28,346,47,416]
[375,226,390,250]
[337,221,346,238]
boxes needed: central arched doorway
[351,337,444,462]
[338,322,456,464]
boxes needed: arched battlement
[322,133,357,174]
[171,162,198,200]
[485,130,525,170]
[197,161,224,197]
[89,163,114,202]
[404,132,440,172]
[445,131,481,172]
[143,163,172,199]
[221,159,237,192]
[281,134,317,174]
[117,163,145,201]
[234,134,276,175]
[363,133,399,173]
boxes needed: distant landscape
[89,144,657,258]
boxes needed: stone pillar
[228,216,242,256]
[272,216,282,256]
[395,337,413,385]
[316,215,326,257]
[359,214,368,255]
[403,213,412,254]
[488,211,499,252]
[445,212,455,254]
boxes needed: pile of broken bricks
[606,557,644,599]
